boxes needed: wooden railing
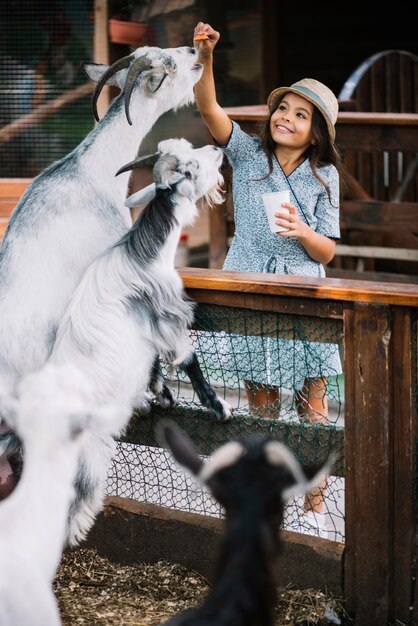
[0,178,31,239]
[104,268,418,625]
[178,268,418,626]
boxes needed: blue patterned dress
[216,121,342,390]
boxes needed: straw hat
[267,78,338,142]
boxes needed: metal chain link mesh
[107,303,345,542]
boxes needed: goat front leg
[149,356,176,408]
[177,352,231,422]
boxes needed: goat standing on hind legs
[0,44,204,494]
[39,138,231,546]
[119,139,232,420]
[158,420,333,626]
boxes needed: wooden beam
[94,0,110,117]
[344,303,393,624]
[392,307,418,623]
[82,496,344,594]
[334,244,418,262]
[121,408,345,476]
[179,268,418,307]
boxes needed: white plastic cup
[262,190,290,233]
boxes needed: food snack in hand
[194,33,209,41]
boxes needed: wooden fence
[87,268,418,626]
[186,269,418,625]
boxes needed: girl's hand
[193,22,220,57]
[275,203,309,238]
[275,203,336,264]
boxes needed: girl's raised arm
[193,22,233,146]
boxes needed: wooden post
[392,307,418,623]
[209,203,228,269]
[94,0,110,118]
[344,302,393,624]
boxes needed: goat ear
[155,419,203,476]
[175,178,195,201]
[160,170,185,189]
[81,62,122,87]
[125,183,157,208]
[143,69,169,94]
[281,451,337,502]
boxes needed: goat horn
[124,56,153,126]
[115,152,160,176]
[92,55,132,122]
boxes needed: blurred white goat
[0,363,129,626]
[0,45,203,470]
[40,138,230,546]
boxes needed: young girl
[193,22,343,538]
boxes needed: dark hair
[258,99,347,204]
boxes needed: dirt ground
[54,548,352,625]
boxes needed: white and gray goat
[158,420,333,626]
[0,45,203,467]
[0,363,129,626]
[38,138,231,546]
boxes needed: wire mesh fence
[107,302,345,543]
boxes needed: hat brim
[267,86,336,143]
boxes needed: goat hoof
[155,384,176,409]
[135,392,154,416]
[213,397,232,422]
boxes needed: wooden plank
[222,108,418,128]
[222,107,418,152]
[344,303,393,624]
[120,408,345,476]
[336,124,418,152]
[209,203,228,270]
[94,0,110,117]
[340,200,418,231]
[84,496,344,595]
[0,201,16,217]
[392,308,418,623]
[180,268,418,307]
[0,178,31,197]
[0,221,8,239]
[334,244,418,262]
[325,267,418,285]
[186,289,344,320]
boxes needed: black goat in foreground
[158,420,334,626]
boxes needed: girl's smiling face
[270,92,315,151]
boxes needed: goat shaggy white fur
[0,45,203,459]
[159,420,334,626]
[35,138,230,546]
[0,363,129,626]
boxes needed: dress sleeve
[221,121,259,167]
[315,166,341,239]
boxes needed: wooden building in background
[1,0,416,179]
